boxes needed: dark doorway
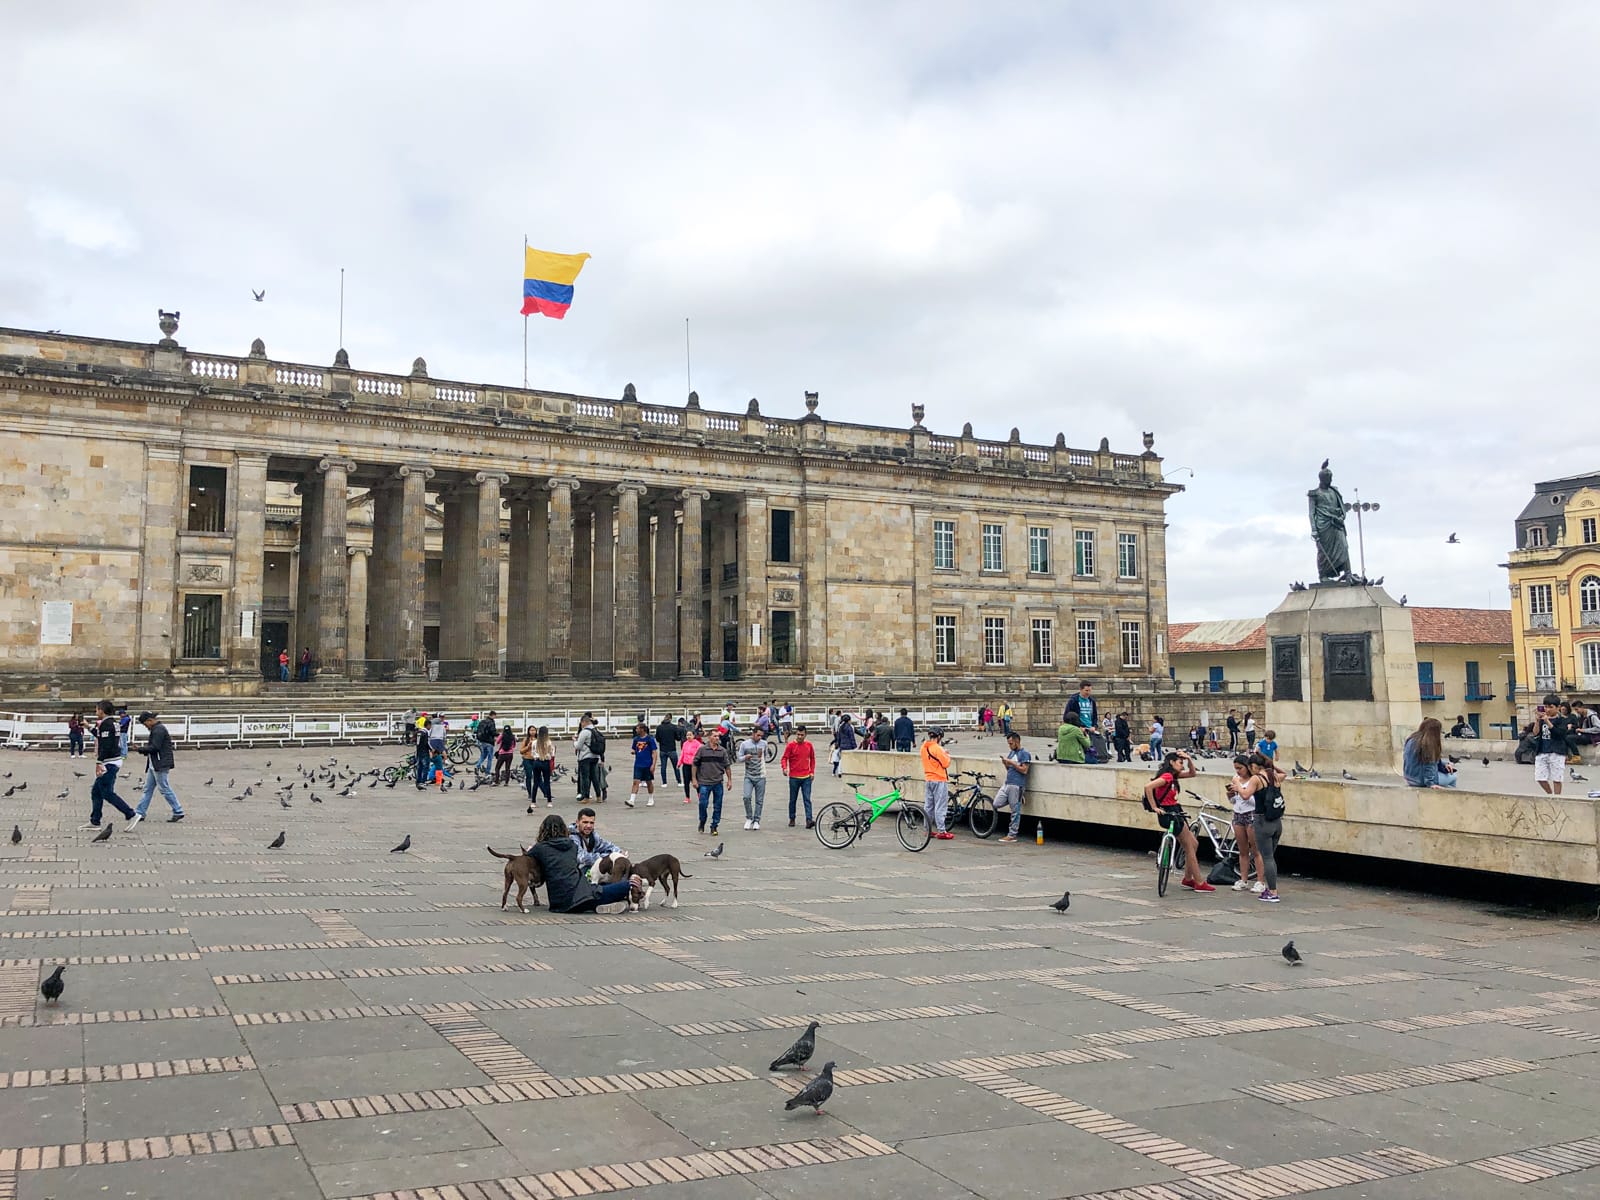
[261,620,289,680]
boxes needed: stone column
[652,501,677,678]
[738,493,768,672]
[613,482,648,676]
[528,491,549,669]
[637,506,655,672]
[346,546,370,672]
[678,487,709,677]
[293,474,323,666]
[506,493,533,672]
[141,444,183,669]
[230,451,269,675]
[312,457,355,674]
[370,464,432,675]
[544,478,578,676]
[571,503,593,675]
[591,490,616,676]
[439,483,475,672]
[471,471,509,676]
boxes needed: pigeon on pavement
[1341,770,1357,781]
[784,1062,835,1114]
[770,1021,819,1071]
[9,825,19,845]
[390,835,411,853]
[705,842,724,858]
[1283,941,1302,966]
[1050,891,1071,913]
[268,831,286,849]
[91,825,113,843]
[40,965,66,1004]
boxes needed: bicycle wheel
[896,805,931,852]
[382,764,406,785]
[1156,835,1174,897]
[814,802,861,849]
[968,792,997,839]
[764,740,780,764]
[448,740,473,766]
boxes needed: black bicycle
[944,770,998,838]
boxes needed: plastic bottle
[1035,820,1044,845]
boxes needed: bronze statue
[1308,459,1352,581]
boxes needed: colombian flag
[521,247,590,319]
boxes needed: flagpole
[685,317,692,397]
[522,236,529,389]
[338,267,345,348]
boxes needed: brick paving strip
[0,1122,296,1173]
[1078,1013,1329,1047]
[1043,980,1207,1023]
[213,961,555,984]
[811,939,1037,958]
[897,963,1144,985]
[1501,1018,1600,1044]
[1371,999,1593,1032]
[233,993,616,1026]
[422,1014,554,1083]
[0,965,35,1018]
[6,886,49,912]
[338,1133,895,1200]
[0,926,188,940]
[196,935,507,952]
[0,1055,255,1090]
[306,910,365,941]
[1235,970,1424,992]
[0,951,203,969]
[1240,1056,1537,1103]
[1,1004,230,1030]
[1068,1145,1453,1199]
[1470,1136,1600,1184]
[0,907,177,916]
[668,1000,993,1036]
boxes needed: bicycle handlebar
[1183,789,1231,812]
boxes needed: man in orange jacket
[920,729,953,840]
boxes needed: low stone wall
[1445,736,1596,765]
[841,749,1600,885]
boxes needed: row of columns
[291,463,712,679]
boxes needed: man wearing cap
[920,728,954,840]
[128,711,184,829]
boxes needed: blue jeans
[280,665,289,681]
[90,764,135,824]
[1149,737,1163,760]
[659,754,680,784]
[697,781,724,829]
[137,768,183,817]
[477,742,494,772]
[788,776,813,821]
[415,750,431,786]
[563,879,634,913]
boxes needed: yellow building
[1505,473,1600,703]
[1170,607,1515,737]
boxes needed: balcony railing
[1419,684,1445,700]
[1530,613,1554,629]
[1465,685,1495,702]
[1534,677,1558,694]
[721,561,739,585]
[1582,610,1600,627]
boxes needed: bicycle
[1154,791,1239,897]
[445,733,475,766]
[814,775,929,852]
[944,770,998,838]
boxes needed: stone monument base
[1264,584,1422,775]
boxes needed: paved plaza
[2,741,1599,1200]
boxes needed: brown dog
[488,845,545,912]
[631,853,692,910]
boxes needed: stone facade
[0,320,1180,692]
[1506,473,1600,705]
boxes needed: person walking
[781,726,817,829]
[524,726,556,811]
[1113,713,1133,762]
[476,711,499,776]
[737,726,767,830]
[626,721,658,808]
[830,714,856,776]
[655,715,681,786]
[679,727,702,803]
[574,716,601,802]
[995,731,1032,843]
[1243,711,1257,751]
[67,711,86,758]
[1067,681,1098,735]
[920,728,953,840]
[1226,709,1240,752]
[82,699,136,831]
[999,702,1014,738]
[693,730,729,835]
[127,710,184,828]
[493,721,517,786]
[415,719,433,789]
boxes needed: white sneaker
[1232,880,1248,891]
[625,796,635,808]
[646,797,654,807]
[77,823,101,832]
[743,819,753,830]
[752,821,760,830]
[1251,882,1265,893]
[125,813,143,831]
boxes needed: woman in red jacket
[780,726,817,829]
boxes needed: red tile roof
[1168,621,1267,655]
[1171,607,1512,654]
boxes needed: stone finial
[410,356,429,378]
[1054,432,1066,448]
[747,397,760,416]
[1098,436,1111,452]
[333,348,351,369]
[911,403,925,427]
[804,391,819,414]
[1142,430,1155,451]
[157,309,180,347]
[962,422,973,437]
[1009,427,1021,443]
[623,382,638,401]
[686,390,700,409]
[249,337,267,358]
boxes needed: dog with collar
[629,853,692,910]
[488,845,545,912]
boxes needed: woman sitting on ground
[1403,717,1458,789]
[526,814,643,914]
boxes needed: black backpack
[1255,781,1286,821]
[591,727,606,759]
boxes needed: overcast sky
[5,2,1597,619]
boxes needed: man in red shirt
[780,726,817,829]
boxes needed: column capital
[472,471,511,487]
[347,545,372,558]
[679,486,711,502]
[234,450,271,467]
[614,481,649,498]
[546,476,581,493]
[318,456,358,474]
[396,463,436,481]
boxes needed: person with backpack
[1233,753,1288,902]
[574,716,602,802]
[655,715,682,785]
[476,711,499,775]
[493,721,517,786]
[1143,751,1209,892]
[830,714,857,776]
[1227,755,1265,893]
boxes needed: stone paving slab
[2,742,1599,1198]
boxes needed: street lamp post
[1343,489,1380,581]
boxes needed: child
[1256,730,1279,762]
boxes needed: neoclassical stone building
[1,316,1180,692]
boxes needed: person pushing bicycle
[1144,750,1210,892]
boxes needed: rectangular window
[1074,529,1096,577]
[721,596,737,624]
[1028,526,1051,574]
[770,610,796,665]
[1117,532,1138,579]
[983,616,1006,666]
[769,509,794,563]
[1527,526,1545,548]
[934,614,958,665]
[1584,517,1597,544]
[1077,619,1098,668]
[1031,617,1053,667]
[1533,646,1557,690]
[181,593,223,659]
[1120,620,1142,669]
[981,523,1005,572]
[187,465,227,533]
[1528,583,1554,628]
[933,519,956,571]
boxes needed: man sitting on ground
[530,814,643,914]
[569,807,624,872]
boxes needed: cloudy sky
[5,2,1597,619]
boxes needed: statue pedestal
[1264,585,1421,775]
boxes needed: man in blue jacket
[129,711,185,828]
[893,708,915,753]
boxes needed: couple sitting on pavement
[526,807,645,914]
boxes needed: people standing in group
[574,715,602,802]
[493,721,517,786]
[1227,755,1265,893]
[415,719,433,788]
[128,710,184,828]
[679,726,703,802]
[1402,717,1457,789]
[626,721,658,808]
[1531,696,1572,796]
[1226,709,1240,752]
[995,732,1032,843]
[921,728,953,840]
[781,726,816,828]
[1113,712,1132,762]
[1055,711,1089,764]
[1148,716,1165,761]
[830,713,856,776]
[693,730,729,835]
[655,715,682,785]
[82,699,136,831]
[872,712,893,751]
[737,726,767,830]
[1243,711,1257,751]
[66,711,85,758]
[1234,752,1287,902]
[475,711,499,775]
[893,708,915,753]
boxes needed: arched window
[1581,574,1600,621]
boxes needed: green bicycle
[814,775,930,852]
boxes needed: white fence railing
[1,706,978,750]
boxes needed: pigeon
[279,797,292,809]
[705,842,724,858]
[252,289,265,302]
[1446,532,1459,544]
[390,835,411,853]
[1283,941,1302,966]
[312,794,324,803]
[40,965,66,1004]
[1320,457,1329,470]
[267,831,286,849]
[1294,761,1306,773]
[3,787,12,798]
[10,825,20,844]
[1340,770,1357,781]
[784,1061,835,1114]
[1398,594,1408,606]
[770,1021,819,1071]
[1307,769,1321,780]
[73,770,86,779]
[1574,772,1589,782]
[14,782,24,792]
[91,824,113,843]
[205,778,214,786]
[1050,890,1071,913]
[1482,757,1489,767]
